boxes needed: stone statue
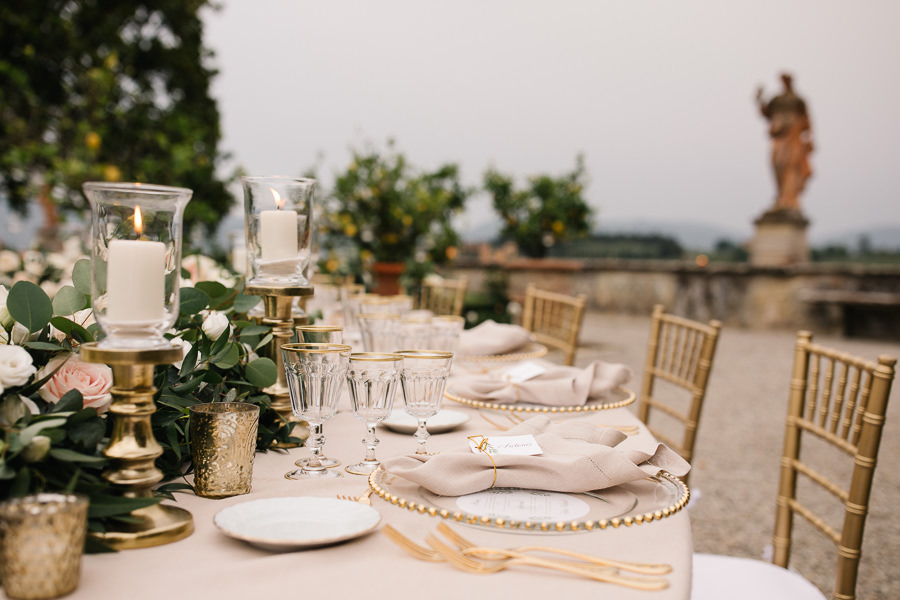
[756,73,813,212]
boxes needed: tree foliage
[320,141,469,266]
[0,0,233,241]
[483,156,593,258]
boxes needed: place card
[456,489,591,521]
[501,361,546,383]
[468,434,542,456]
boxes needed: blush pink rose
[38,355,113,413]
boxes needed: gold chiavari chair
[637,305,721,486]
[692,331,896,600]
[521,283,587,366]
[417,276,468,316]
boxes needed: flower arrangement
[0,255,289,546]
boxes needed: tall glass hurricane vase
[345,353,401,475]
[242,176,315,287]
[282,343,351,479]
[82,182,192,349]
[397,350,453,455]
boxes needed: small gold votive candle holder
[189,402,260,498]
[0,493,88,600]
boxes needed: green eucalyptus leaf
[24,341,69,351]
[238,325,270,337]
[171,372,206,394]
[157,393,201,410]
[180,287,211,315]
[233,293,260,314]
[0,462,16,480]
[179,343,198,378]
[7,281,53,333]
[52,286,87,316]
[51,390,84,413]
[209,327,230,355]
[9,468,29,494]
[72,259,92,295]
[255,332,274,351]
[66,419,105,450]
[246,357,277,388]
[48,448,107,464]
[50,316,94,343]
[195,281,228,301]
[19,418,67,445]
[87,495,161,518]
[210,342,240,369]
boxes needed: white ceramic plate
[214,497,381,551]
[381,410,470,434]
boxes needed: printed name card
[501,361,547,383]
[468,434,542,456]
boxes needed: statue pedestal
[750,209,810,267]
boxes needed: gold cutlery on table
[335,488,375,505]
[381,524,670,589]
[435,522,672,575]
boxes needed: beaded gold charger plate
[456,342,548,363]
[444,385,636,414]
[367,467,689,534]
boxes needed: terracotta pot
[371,261,405,295]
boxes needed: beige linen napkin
[449,359,632,406]
[457,320,532,356]
[380,415,690,496]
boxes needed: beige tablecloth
[3,393,693,600]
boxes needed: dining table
[1,363,694,600]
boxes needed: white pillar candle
[259,209,299,261]
[106,239,166,322]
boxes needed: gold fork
[381,524,443,562]
[425,534,669,589]
[335,488,375,505]
[436,522,672,575]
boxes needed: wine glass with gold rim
[345,352,402,475]
[281,343,351,479]
[397,350,453,455]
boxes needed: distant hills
[460,216,900,252]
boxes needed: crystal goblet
[345,353,402,475]
[281,343,351,479]
[293,326,344,468]
[397,350,453,455]
[358,312,400,352]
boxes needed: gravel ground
[571,310,900,599]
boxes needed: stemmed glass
[358,312,400,352]
[345,353,402,475]
[281,343,351,479]
[293,326,343,469]
[397,350,454,455]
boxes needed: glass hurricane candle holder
[83,182,192,349]
[242,176,315,287]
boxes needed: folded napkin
[381,415,690,496]
[449,359,632,406]
[457,320,532,356]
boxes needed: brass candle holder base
[80,343,193,550]
[245,284,315,447]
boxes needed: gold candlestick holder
[246,284,314,445]
[80,343,193,550]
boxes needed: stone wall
[450,258,900,338]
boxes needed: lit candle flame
[271,188,284,209]
[134,205,143,235]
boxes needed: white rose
[202,311,230,341]
[0,345,37,389]
[0,250,20,273]
[0,322,34,345]
[0,284,14,329]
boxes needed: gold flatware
[436,522,672,575]
[335,488,374,505]
[425,534,668,589]
[381,524,443,562]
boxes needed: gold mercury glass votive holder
[0,493,89,600]
[189,402,261,498]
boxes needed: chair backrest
[520,283,587,366]
[773,331,896,600]
[418,277,468,316]
[637,304,722,486]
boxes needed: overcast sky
[201,1,900,243]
